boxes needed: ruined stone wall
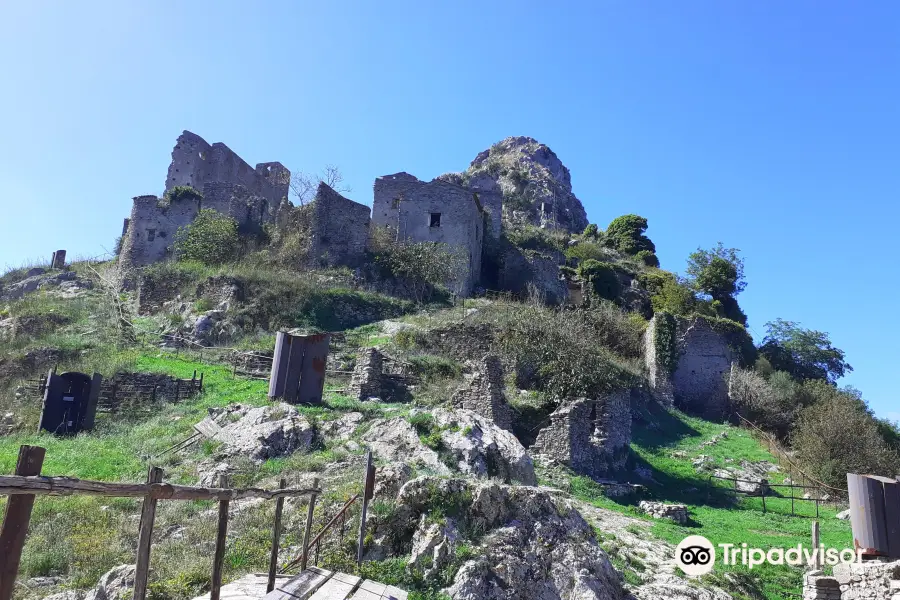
[804,559,900,599]
[373,173,485,296]
[531,391,632,479]
[307,183,371,268]
[499,247,567,304]
[166,131,289,208]
[671,317,734,420]
[451,355,513,432]
[467,174,503,239]
[120,195,201,267]
[642,316,674,407]
[348,348,384,401]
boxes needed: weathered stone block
[451,355,513,432]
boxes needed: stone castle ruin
[120,131,291,268]
[372,172,503,296]
[119,132,505,296]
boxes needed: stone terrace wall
[531,391,632,479]
[804,559,900,599]
[642,316,674,407]
[348,348,384,401]
[373,172,485,296]
[451,354,513,432]
[307,182,371,268]
[166,130,289,209]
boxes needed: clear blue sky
[1,1,897,420]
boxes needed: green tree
[172,209,240,265]
[603,215,656,256]
[577,259,619,301]
[758,319,852,383]
[686,242,746,298]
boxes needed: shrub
[729,368,801,439]
[638,270,697,316]
[634,250,660,268]
[172,209,240,265]
[604,214,655,256]
[370,226,467,302]
[496,303,639,405]
[408,355,462,382]
[565,241,610,263]
[792,384,900,489]
[577,259,619,301]
[161,185,202,206]
[504,225,567,255]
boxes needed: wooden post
[210,474,230,600]
[761,489,766,513]
[812,521,821,569]
[0,446,46,600]
[791,482,795,516]
[357,451,374,567]
[266,479,286,593]
[133,466,163,600]
[300,478,319,571]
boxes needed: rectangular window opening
[430,213,441,228]
[147,229,156,242]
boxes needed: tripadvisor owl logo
[675,535,716,576]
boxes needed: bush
[565,241,611,263]
[504,225,567,255]
[729,368,801,439]
[792,383,900,489]
[408,355,462,382]
[638,270,697,316]
[162,185,202,206]
[173,209,240,265]
[370,226,467,302]
[496,303,639,405]
[604,214,655,256]
[577,259,619,301]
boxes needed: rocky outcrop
[206,403,314,462]
[464,136,589,233]
[371,476,623,600]
[84,565,135,600]
[360,409,536,485]
[433,409,536,485]
[0,270,91,301]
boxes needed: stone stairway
[192,567,407,600]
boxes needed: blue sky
[1,1,897,420]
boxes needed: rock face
[638,501,689,525]
[531,393,632,479]
[84,565,135,600]
[361,409,536,485]
[433,409,536,485]
[372,477,623,600]
[465,136,588,233]
[451,355,514,432]
[209,403,314,462]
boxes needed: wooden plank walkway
[193,568,407,600]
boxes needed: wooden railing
[0,445,321,600]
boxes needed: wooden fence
[0,446,320,600]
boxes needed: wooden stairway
[193,568,407,600]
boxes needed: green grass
[573,405,852,600]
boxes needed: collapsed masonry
[531,391,632,479]
[450,354,513,432]
[803,559,900,600]
[348,348,384,401]
[644,314,734,420]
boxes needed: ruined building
[120,131,290,268]
[531,391,633,479]
[450,355,513,432]
[372,172,503,296]
[304,182,371,268]
[644,315,734,419]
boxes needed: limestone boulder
[208,403,314,462]
[433,409,536,485]
[360,417,450,475]
[82,565,135,600]
[638,501,689,525]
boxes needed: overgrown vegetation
[370,226,467,302]
[172,209,241,265]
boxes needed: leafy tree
[172,209,240,265]
[582,223,599,239]
[686,243,746,299]
[603,215,655,256]
[639,270,697,316]
[634,250,660,268]
[758,319,852,383]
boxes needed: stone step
[308,571,361,600]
